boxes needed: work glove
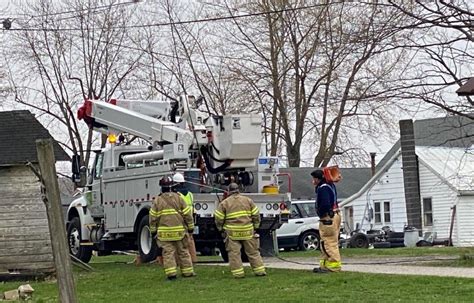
[188,228,194,234]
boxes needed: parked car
[276,200,320,251]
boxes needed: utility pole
[36,139,77,303]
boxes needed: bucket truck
[67,95,290,263]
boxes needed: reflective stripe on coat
[149,192,194,241]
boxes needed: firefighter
[311,169,342,273]
[214,183,266,278]
[172,172,198,263]
[149,176,195,280]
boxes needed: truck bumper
[194,216,282,257]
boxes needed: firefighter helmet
[159,176,174,187]
[228,182,239,194]
[172,172,185,183]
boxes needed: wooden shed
[0,110,69,277]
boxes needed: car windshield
[298,202,317,217]
[290,204,300,218]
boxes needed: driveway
[260,256,474,278]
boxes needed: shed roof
[0,110,70,165]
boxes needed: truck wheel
[349,233,369,248]
[137,215,159,263]
[241,249,249,263]
[217,243,229,262]
[299,231,320,251]
[373,241,391,249]
[217,242,252,263]
[67,217,92,263]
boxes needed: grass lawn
[1,254,474,302]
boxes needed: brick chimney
[370,152,376,176]
[399,119,422,230]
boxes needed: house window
[374,201,391,224]
[423,197,433,226]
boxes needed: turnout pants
[319,212,342,272]
[175,233,197,264]
[226,237,266,278]
[160,235,194,278]
[188,234,198,263]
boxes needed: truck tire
[387,231,404,238]
[349,233,369,248]
[217,243,229,262]
[67,217,93,263]
[299,231,320,251]
[217,242,251,263]
[137,215,160,263]
[241,249,249,263]
[373,241,391,249]
[387,237,405,244]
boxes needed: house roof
[0,110,70,165]
[377,115,474,170]
[342,115,474,206]
[279,167,372,200]
[456,77,474,96]
[244,167,371,201]
[417,146,474,193]
[340,150,401,207]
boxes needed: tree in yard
[206,1,416,167]
[3,0,143,170]
[132,0,260,119]
[388,1,474,119]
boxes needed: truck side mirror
[72,154,80,175]
[72,154,87,187]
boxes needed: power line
[6,3,340,32]
[15,0,140,20]
[1,0,141,29]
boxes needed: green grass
[422,253,474,267]
[1,254,474,302]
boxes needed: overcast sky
[0,0,467,168]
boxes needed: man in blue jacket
[311,169,342,273]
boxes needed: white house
[340,116,474,247]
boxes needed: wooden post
[36,139,77,303]
[448,205,457,247]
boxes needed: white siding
[419,161,459,243]
[456,196,474,246]
[343,146,474,246]
[345,157,407,232]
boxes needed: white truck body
[67,96,290,262]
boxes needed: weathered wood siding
[0,165,54,273]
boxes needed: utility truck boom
[67,95,290,263]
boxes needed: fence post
[36,139,77,303]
